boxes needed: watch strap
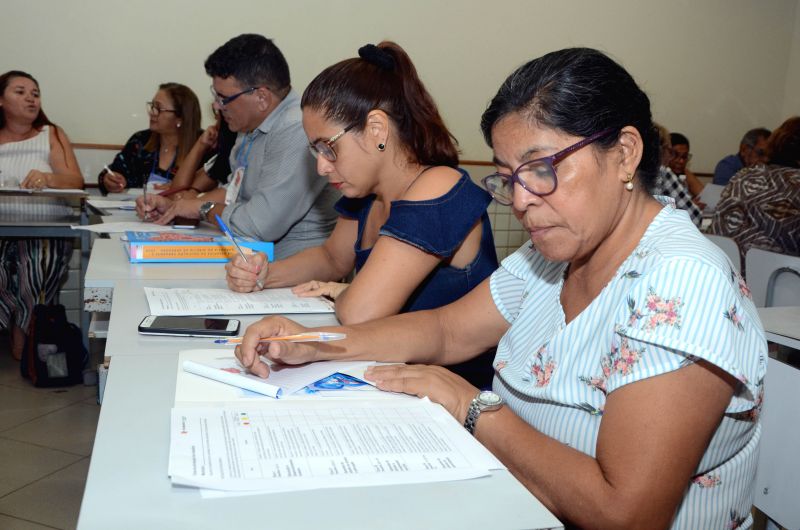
[463,396,482,435]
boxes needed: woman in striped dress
[0,70,84,360]
[237,49,767,529]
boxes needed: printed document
[168,399,505,492]
[144,287,335,316]
[177,349,374,400]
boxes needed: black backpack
[20,304,87,387]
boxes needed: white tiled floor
[0,336,99,530]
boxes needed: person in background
[652,123,702,226]
[237,48,766,529]
[710,117,800,272]
[162,113,236,200]
[137,34,339,260]
[98,82,203,193]
[668,132,705,201]
[712,127,770,186]
[0,70,84,360]
[225,41,498,388]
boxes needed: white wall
[783,3,800,119]
[2,0,798,171]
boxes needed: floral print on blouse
[488,199,767,529]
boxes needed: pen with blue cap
[215,213,265,289]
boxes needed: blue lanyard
[150,149,176,179]
[236,132,257,172]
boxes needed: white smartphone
[138,315,240,337]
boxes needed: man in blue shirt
[712,127,770,186]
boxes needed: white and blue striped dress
[489,200,766,529]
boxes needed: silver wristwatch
[198,201,216,221]
[463,390,504,435]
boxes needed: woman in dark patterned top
[710,116,800,273]
[98,83,203,193]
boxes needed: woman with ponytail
[226,41,498,387]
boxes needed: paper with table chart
[144,286,335,316]
[177,349,377,400]
[168,399,505,493]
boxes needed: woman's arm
[334,232,449,323]
[226,217,358,292]
[367,354,735,530]
[237,279,510,377]
[170,125,217,191]
[43,125,83,188]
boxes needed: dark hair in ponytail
[301,41,459,168]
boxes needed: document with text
[144,286,335,316]
[168,399,504,493]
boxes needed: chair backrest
[699,183,725,213]
[753,358,800,529]
[745,248,800,307]
[705,234,741,272]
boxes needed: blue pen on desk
[215,213,265,289]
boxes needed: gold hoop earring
[624,173,634,191]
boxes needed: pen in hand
[215,213,265,290]
[214,332,347,344]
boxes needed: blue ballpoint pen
[215,214,265,289]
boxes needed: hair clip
[358,44,395,71]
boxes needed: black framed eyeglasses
[308,123,357,162]
[210,85,257,108]
[146,101,177,116]
[481,128,617,205]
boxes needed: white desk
[105,279,339,356]
[757,306,800,350]
[77,353,563,530]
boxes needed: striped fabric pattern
[0,126,73,329]
[489,200,767,529]
[709,163,800,274]
[0,238,72,329]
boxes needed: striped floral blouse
[489,199,767,529]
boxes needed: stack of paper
[170,350,506,496]
[144,286,335,316]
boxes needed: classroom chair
[745,248,800,307]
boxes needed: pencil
[214,332,346,344]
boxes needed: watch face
[478,390,503,407]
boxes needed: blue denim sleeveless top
[334,169,498,312]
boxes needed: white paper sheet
[71,221,192,233]
[0,187,87,195]
[168,399,505,492]
[87,199,137,210]
[178,350,373,400]
[144,287,335,316]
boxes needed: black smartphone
[138,315,240,337]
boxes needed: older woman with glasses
[225,41,498,387]
[98,82,203,194]
[235,48,767,529]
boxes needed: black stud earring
[377,143,386,151]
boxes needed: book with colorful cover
[124,231,274,263]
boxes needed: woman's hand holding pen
[235,316,318,379]
[135,194,170,222]
[225,252,268,292]
[102,167,127,193]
